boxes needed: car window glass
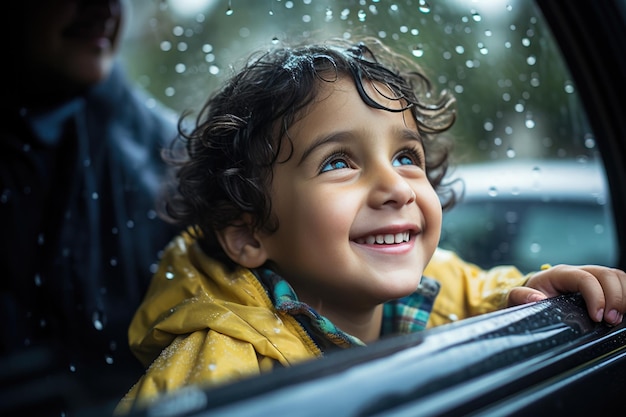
[120,0,617,273]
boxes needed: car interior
[2,0,625,416]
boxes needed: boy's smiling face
[256,76,442,312]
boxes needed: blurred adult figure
[0,0,180,414]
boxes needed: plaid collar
[254,268,440,352]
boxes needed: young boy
[116,38,626,413]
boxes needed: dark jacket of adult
[0,63,181,414]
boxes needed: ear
[216,216,268,269]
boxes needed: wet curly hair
[162,37,457,265]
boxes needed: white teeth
[357,232,410,245]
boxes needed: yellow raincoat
[116,231,529,414]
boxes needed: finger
[572,269,606,322]
[507,287,547,307]
[583,266,626,325]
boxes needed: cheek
[420,187,443,232]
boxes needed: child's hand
[507,265,626,325]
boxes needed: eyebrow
[298,131,352,166]
[298,127,423,166]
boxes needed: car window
[120,0,618,274]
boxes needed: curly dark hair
[162,37,457,265]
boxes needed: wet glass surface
[120,0,618,270]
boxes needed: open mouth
[354,232,411,245]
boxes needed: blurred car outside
[439,158,617,273]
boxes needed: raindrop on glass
[564,81,575,94]
[165,269,175,280]
[357,9,366,21]
[488,186,498,197]
[471,10,482,22]
[529,242,541,253]
[34,274,42,287]
[411,45,424,58]
[418,0,431,14]
[93,311,105,331]
[506,147,516,158]
[584,134,596,149]
[37,233,45,245]
[105,355,114,365]
[526,55,537,65]
[160,41,172,52]
[69,364,76,372]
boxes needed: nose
[368,163,416,209]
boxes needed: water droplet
[110,258,118,267]
[93,311,106,331]
[525,117,536,129]
[506,147,516,158]
[357,9,366,21]
[324,7,333,21]
[584,134,596,149]
[91,192,99,200]
[208,363,217,371]
[39,319,47,328]
[488,186,498,197]
[418,0,431,14]
[271,37,280,45]
[37,233,45,245]
[594,224,605,234]
[105,355,114,365]
[165,267,175,280]
[69,364,76,372]
[126,220,135,229]
[411,45,424,58]
[273,327,281,334]
[529,242,541,253]
[34,274,42,287]
[526,55,537,65]
[471,10,482,22]
[226,5,233,16]
[564,81,575,94]
[159,41,172,52]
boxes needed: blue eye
[321,158,350,172]
[392,147,424,168]
[393,154,416,167]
